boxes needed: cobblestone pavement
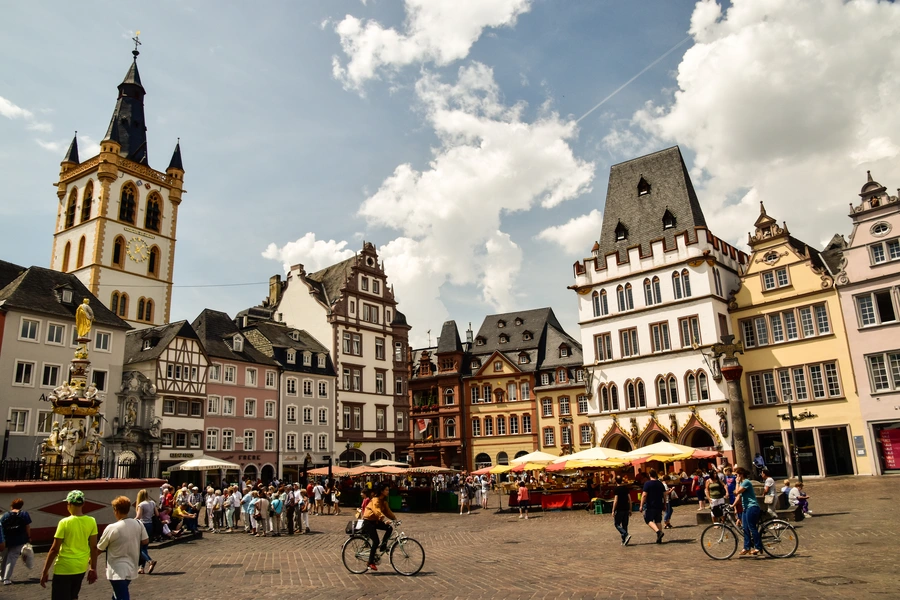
[7,477,899,599]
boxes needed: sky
[2,0,899,349]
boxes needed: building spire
[103,37,149,165]
[167,138,183,171]
[62,132,80,164]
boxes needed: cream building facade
[49,50,184,328]
[730,204,870,477]
[572,148,746,461]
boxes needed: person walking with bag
[97,496,148,600]
[1,498,32,585]
[762,469,777,517]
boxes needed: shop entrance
[788,429,820,477]
[757,432,788,478]
[819,427,854,476]
[873,422,900,473]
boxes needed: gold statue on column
[75,298,94,339]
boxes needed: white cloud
[537,209,603,256]
[36,134,100,159]
[331,0,532,91]
[605,0,900,249]
[1,95,52,133]
[354,62,593,338]
[262,232,356,272]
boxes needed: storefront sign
[239,455,261,461]
[170,453,195,458]
[854,435,867,457]
[778,410,818,422]
[284,456,299,462]
[880,428,900,470]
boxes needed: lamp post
[583,366,595,448]
[2,419,11,461]
[785,387,804,484]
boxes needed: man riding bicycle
[361,483,397,571]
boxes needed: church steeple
[167,140,184,172]
[103,39,149,165]
[62,134,80,165]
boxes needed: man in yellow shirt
[40,490,99,599]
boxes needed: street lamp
[582,365,595,447]
[783,380,804,484]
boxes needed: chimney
[269,274,282,306]
[466,322,473,344]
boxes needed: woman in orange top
[361,483,396,571]
[517,480,530,520]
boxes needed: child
[789,482,812,516]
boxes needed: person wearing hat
[40,490,99,598]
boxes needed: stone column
[712,335,752,473]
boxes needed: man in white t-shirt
[312,481,325,516]
[97,495,149,599]
[481,474,491,509]
[762,469,777,517]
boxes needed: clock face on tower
[126,236,150,263]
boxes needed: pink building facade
[835,172,900,474]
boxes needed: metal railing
[0,457,152,481]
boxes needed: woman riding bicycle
[361,483,396,572]
[731,467,763,556]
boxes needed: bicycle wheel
[700,524,738,560]
[342,535,372,574]
[760,520,798,558]
[390,537,425,576]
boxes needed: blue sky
[2,1,899,347]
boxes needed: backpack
[286,492,297,508]
[2,512,24,537]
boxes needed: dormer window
[523,330,533,341]
[638,176,651,196]
[514,318,523,326]
[497,320,506,328]
[291,331,300,341]
[233,335,244,353]
[471,359,481,369]
[318,354,326,368]
[303,352,312,366]
[518,353,529,364]
[559,345,569,358]
[476,337,485,346]
[499,334,509,344]
[142,339,153,351]
[662,209,676,230]
[61,289,73,304]
[615,222,628,241]
[287,349,296,364]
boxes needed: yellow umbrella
[511,451,559,464]
[490,464,514,474]
[551,447,628,463]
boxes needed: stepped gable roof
[436,320,462,353]
[0,264,128,330]
[124,320,195,364]
[305,256,355,306]
[192,309,276,366]
[598,146,707,262]
[537,325,584,370]
[0,259,26,290]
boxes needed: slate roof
[192,309,277,366]
[468,308,566,374]
[167,141,183,171]
[787,235,831,275]
[63,135,79,164]
[306,257,355,306]
[820,234,847,275]
[409,347,437,381]
[242,321,335,376]
[124,320,196,365]
[0,264,129,330]
[598,146,707,262]
[104,57,149,165]
[436,320,462,353]
[537,324,584,370]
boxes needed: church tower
[50,40,183,328]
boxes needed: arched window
[445,418,456,439]
[65,190,77,229]
[668,376,679,404]
[111,292,120,316]
[592,291,601,317]
[76,236,86,268]
[444,388,454,405]
[145,194,162,232]
[144,299,154,322]
[624,283,634,310]
[616,285,625,311]
[637,380,646,407]
[698,371,709,400]
[601,386,609,412]
[652,277,661,304]
[117,293,128,318]
[657,377,668,405]
[148,246,160,277]
[686,373,698,402]
[484,416,494,436]
[118,184,137,224]
[681,269,692,297]
[672,271,682,299]
[610,384,620,411]
[137,298,145,321]
[644,278,653,306]
[112,236,125,268]
[497,415,506,435]
[62,242,71,272]
[626,382,637,409]
[599,289,609,315]
[80,182,93,223]
[497,451,509,465]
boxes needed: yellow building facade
[730,204,870,477]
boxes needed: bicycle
[700,504,799,560]
[342,519,425,576]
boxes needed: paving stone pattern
[7,477,899,599]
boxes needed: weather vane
[132,30,141,58]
